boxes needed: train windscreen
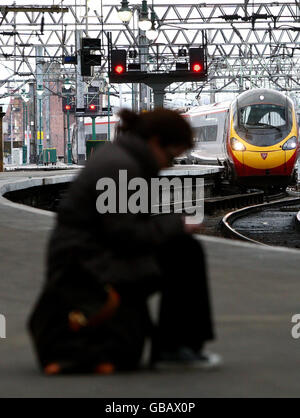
[236,103,293,146]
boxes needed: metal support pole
[139,30,150,111]
[85,0,88,36]
[67,94,72,164]
[92,116,96,140]
[0,107,5,172]
[39,98,43,163]
[132,84,135,111]
[45,79,51,149]
[76,29,86,163]
[36,45,44,163]
[10,104,13,164]
[22,102,27,164]
[151,84,167,108]
[28,82,35,163]
[25,103,29,163]
[107,86,111,141]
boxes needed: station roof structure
[1,1,300,103]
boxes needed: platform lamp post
[21,90,30,164]
[107,83,111,141]
[64,78,72,165]
[146,10,158,41]
[118,0,158,38]
[0,107,5,172]
[91,107,97,141]
[36,85,44,164]
[117,0,156,111]
[117,0,133,23]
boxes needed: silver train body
[179,101,231,165]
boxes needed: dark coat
[48,133,185,294]
[28,134,186,371]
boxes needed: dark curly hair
[117,108,193,149]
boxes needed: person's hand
[184,222,205,235]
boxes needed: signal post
[108,47,208,108]
[65,102,72,165]
[89,104,97,140]
[0,107,5,172]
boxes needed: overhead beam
[0,6,69,13]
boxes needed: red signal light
[89,104,96,111]
[65,104,71,111]
[192,63,202,73]
[114,65,124,74]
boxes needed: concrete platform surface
[0,171,300,398]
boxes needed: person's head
[117,108,193,168]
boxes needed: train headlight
[282,136,297,150]
[230,137,246,151]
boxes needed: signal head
[114,65,125,74]
[192,63,202,73]
[189,47,206,75]
[65,104,71,111]
[111,49,127,76]
[89,104,96,111]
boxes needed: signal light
[111,49,127,75]
[89,104,96,111]
[65,104,71,111]
[115,65,124,74]
[189,47,206,75]
[192,63,202,73]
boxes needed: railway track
[157,186,286,215]
[221,196,300,248]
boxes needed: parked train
[84,114,118,142]
[84,89,299,186]
[185,88,299,186]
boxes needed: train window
[236,103,293,146]
[240,104,289,128]
[86,133,107,141]
[193,124,218,142]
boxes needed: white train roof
[185,101,232,116]
[84,114,119,126]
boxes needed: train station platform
[0,170,299,398]
[160,165,223,177]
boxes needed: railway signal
[62,100,75,113]
[111,49,127,75]
[189,47,206,75]
[87,104,97,141]
[107,34,208,108]
[80,38,102,77]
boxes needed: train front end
[228,89,299,186]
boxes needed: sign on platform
[12,148,22,165]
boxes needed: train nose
[242,150,286,175]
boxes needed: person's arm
[101,211,185,253]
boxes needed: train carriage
[84,114,119,142]
[84,89,299,187]
[185,101,231,165]
[185,89,299,186]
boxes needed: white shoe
[195,351,223,370]
[154,347,222,370]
